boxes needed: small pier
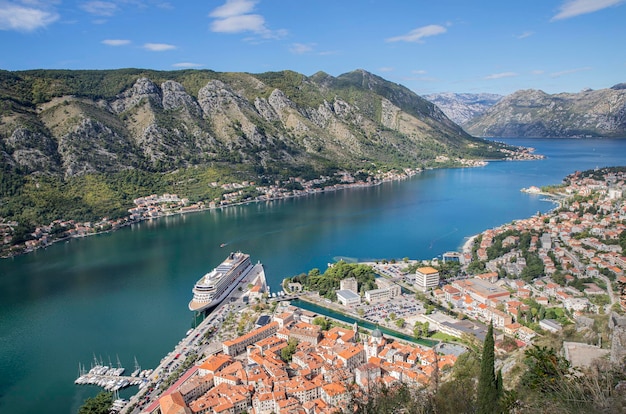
[74,356,152,391]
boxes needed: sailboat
[131,356,141,377]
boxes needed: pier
[74,356,152,392]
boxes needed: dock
[74,356,152,392]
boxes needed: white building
[337,289,361,307]
[414,267,440,291]
[365,288,392,304]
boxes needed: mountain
[0,68,516,229]
[464,85,626,138]
[0,68,505,179]
[423,92,503,126]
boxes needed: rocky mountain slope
[465,85,626,138]
[424,92,503,126]
[0,68,504,181]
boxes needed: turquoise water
[0,138,624,413]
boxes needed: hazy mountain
[423,92,503,126]
[464,85,626,138]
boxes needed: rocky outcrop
[111,77,162,113]
[58,118,137,176]
[609,312,626,365]
[161,80,201,117]
[5,128,59,172]
[464,86,626,137]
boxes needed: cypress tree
[477,321,498,414]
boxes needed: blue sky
[0,0,624,95]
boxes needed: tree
[281,338,298,362]
[312,316,331,331]
[477,322,498,414]
[78,391,113,414]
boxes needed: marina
[74,356,152,392]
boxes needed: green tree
[280,338,298,362]
[312,316,331,331]
[78,391,113,414]
[477,322,498,414]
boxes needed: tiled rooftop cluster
[150,308,457,414]
[435,168,626,341]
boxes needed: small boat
[220,243,227,248]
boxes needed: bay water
[0,138,624,413]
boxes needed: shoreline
[2,151,538,260]
[462,234,478,254]
[0,168,422,259]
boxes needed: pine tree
[477,321,498,414]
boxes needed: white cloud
[550,66,592,77]
[211,14,265,33]
[143,42,176,51]
[0,3,59,32]
[289,43,314,54]
[209,0,284,39]
[80,1,118,17]
[210,0,257,18]
[551,0,624,21]
[516,31,534,39]
[484,72,518,80]
[531,70,545,75]
[412,70,428,75]
[172,62,203,68]
[386,24,447,43]
[101,39,130,46]
[378,67,394,73]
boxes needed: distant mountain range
[426,85,626,138]
[423,92,503,126]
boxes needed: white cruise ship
[188,252,253,312]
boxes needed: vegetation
[476,322,502,413]
[312,316,332,331]
[280,338,298,362]
[77,391,112,414]
[288,261,377,300]
[351,337,626,414]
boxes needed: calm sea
[0,137,624,413]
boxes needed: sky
[0,0,625,96]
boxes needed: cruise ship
[188,252,253,312]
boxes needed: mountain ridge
[464,85,626,138]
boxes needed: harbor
[74,356,152,392]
